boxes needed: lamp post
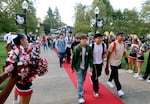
[22,0,28,35]
[94,7,100,34]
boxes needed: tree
[141,0,150,22]
[73,0,149,35]
[73,3,91,34]
[140,0,150,35]
[90,0,114,33]
[0,0,38,34]
[47,7,53,18]
[43,6,65,35]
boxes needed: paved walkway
[4,49,150,104]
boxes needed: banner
[97,19,104,28]
[16,14,26,25]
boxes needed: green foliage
[0,40,7,90]
[0,0,38,34]
[73,3,91,34]
[73,0,150,35]
[43,6,65,35]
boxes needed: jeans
[76,69,87,99]
[65,47,71,63]
[50,42,54,49]
[91,63,103,93]
[42,42,48,51]
[58,53,65,66]
[108,64,122,91]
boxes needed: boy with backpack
[105,32,127,97]
[57,34,66,68]
[91,33,107,97]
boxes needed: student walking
[70,35,80,54]
[71,35,93,104]
[57,34,66,68]
[105,32,127,97]
[91,33,106,98]
[42,36,48,51]
[65,31,74,63]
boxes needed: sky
[36,0,145,26]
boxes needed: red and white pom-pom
[4,64,14,74]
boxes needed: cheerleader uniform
[137,45,145,63]
[128,44,139,61]
[5,43,47,97]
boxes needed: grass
[121,51,149,74]
[0,40,8,90]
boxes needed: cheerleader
[4,33,48,104]
[133,44,145,79]
[127,38,139,74]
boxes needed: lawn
[0,40,8,90]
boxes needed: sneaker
[118,90,125,97]
[138,75,143,80]
[78,98,85,103]
[107,81,115,88]
[128,70,134,74]
[133,73,142,79]
[94,92,99,98]
[60,65,63,68]
[133,73,139,78]
[146,78,150,83]
[126,69,131,73]
[138,77,144,80]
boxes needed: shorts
[15,82,33,96]
[128,53,137,60]
[137,56,144,63]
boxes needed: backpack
[92,42,105,58]
[112,41,126,54]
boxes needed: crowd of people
[54,32,150,104]
[0,31,150,104]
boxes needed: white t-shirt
[130,44,139,54]
[108,40,126,66]
[80,47,86,69]
[65,36,74,48]
[93,43,105,64]
[137,44,145,57]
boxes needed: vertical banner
[16,14,26,25]
[97,19,104,29]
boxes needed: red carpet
[54,49,124,104]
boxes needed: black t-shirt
[71,41,80,51]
